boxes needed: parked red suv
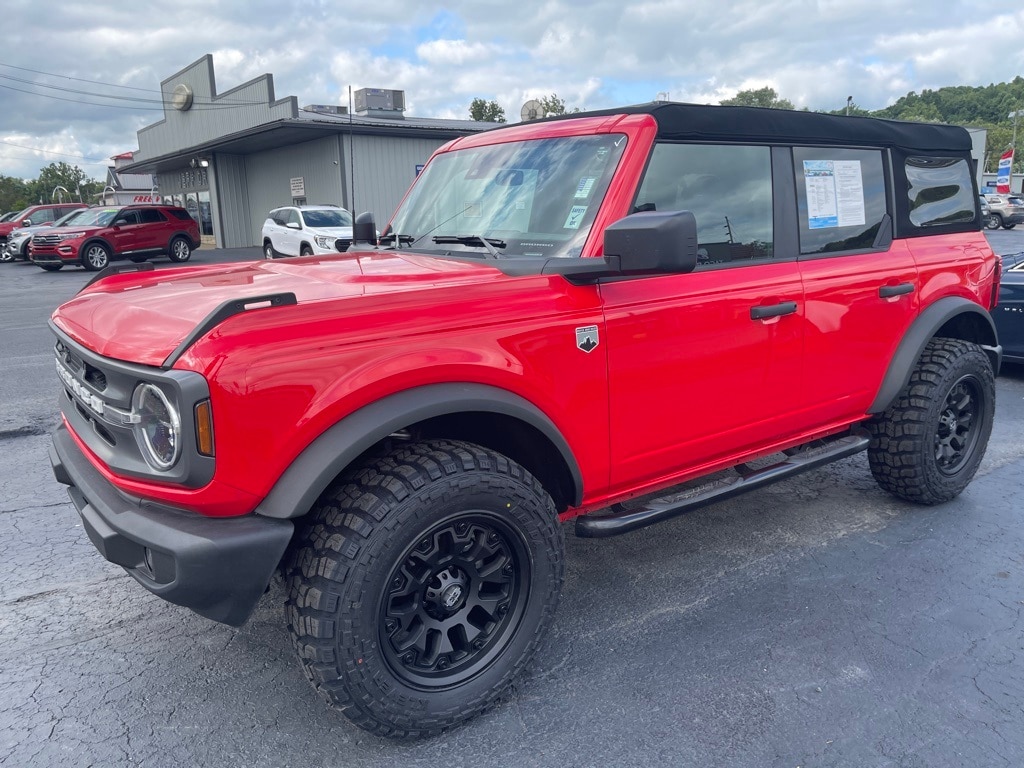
[30,203,200,271]
[0,202,88,253]
[49,103,1001,737]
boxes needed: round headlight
[132,383,181,470]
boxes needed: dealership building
[121,55,489,248]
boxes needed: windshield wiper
[378,233,416,249]
[432,234,506,258]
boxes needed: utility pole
[846,96,852,116]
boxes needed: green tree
[26,161,97,204]
[537,93,581,117]
[720,87,795,110]
[0,175,31,213]
[469,98,506,123]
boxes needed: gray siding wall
[213,155,251,248]
[243,136,345,246]
[343,134,448,223]
[135,56,297,163]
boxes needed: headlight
[314,235,333,248]
[131,383,181,470]
[57,231,86,241]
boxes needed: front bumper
[50,424,294,626]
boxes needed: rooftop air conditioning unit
[354,88,406,119]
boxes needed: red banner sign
[996,149,1013,194]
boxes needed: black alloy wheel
[934,374,984,476]
[380,513,530,689]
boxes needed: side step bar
[575,430,870,538]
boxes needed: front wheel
[263,240,277,259]
[300,244,313,256]
[868,338,994,504]
[81,243,110,271]
[168,236,192,263]
[285,439,564,738]
[986,214,1002,230]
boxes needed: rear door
[792,146,918,426]
[137,207,169,252]
[601,142,806,492]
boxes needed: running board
[575,430,870,538]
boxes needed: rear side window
[139,208,166,223]
[635,143,774,268]
[168,209,193,221]
[793,147,888,255]
[905,157,975,227]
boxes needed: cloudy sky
[2,0,1023,181]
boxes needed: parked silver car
[982,193,1024,230]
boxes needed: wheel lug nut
[403,652,415,664]
[384,619,397,633]
[455,523,468,534]
[437,657,449,669]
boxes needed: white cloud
[2,0,1024,182]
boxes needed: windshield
[65,208,120,227]
[301,209,352,228]
[386,134,627,259]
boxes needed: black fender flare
[869,297,1001,414]
[255,383,584,519]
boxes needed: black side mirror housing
[352,212,377,247]
[603,210,698,275]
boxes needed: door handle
[879,282,914,298]
[750,301,798,320]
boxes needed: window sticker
[564,205,587,229]
[803,160,866,229]
[463,201,482,217]
[575,177,596,199]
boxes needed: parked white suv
[261,205,354,258]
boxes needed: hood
[308,226,353,236]
[51,250,501,367]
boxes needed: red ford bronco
[49,103,1001,737]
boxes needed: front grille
[334,238,352,252]
[34,234,60,246]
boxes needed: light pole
[846,96,853,116]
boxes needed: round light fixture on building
[172,84,194,111]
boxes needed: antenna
[520,99,542,122]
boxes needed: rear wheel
[284,439,564,738]
[168,236,191,263]
[1003,222,1017,230]
[868,338,994,504]
[81,243,110,271]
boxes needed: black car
[996,251,1024,363]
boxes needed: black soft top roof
[546,102,971,153]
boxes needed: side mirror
[603,210,698,276]
[21,219,32,227]
[286,222,301,230]
[352,211,377,247]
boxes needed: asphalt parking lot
[2,239,1024,767]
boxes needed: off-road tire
[284,439,564,738]
[168,236,192,263]
[81,243,110,271]
[868,338,994,504]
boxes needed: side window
[114,210,141,226]
[138,208,166,223]
[793,147,887,255]
[905,157,975,227]
[634,143,773,268]
[285,209,301,228]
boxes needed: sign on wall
[290,177,305,197]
